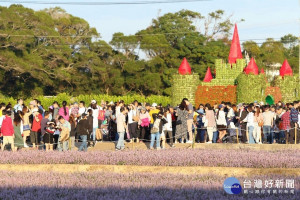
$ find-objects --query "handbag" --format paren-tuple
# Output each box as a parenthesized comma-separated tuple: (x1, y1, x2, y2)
(176, 120, 182, 125)
(23, 125, 30, 131)
(151, 127, 159, 134)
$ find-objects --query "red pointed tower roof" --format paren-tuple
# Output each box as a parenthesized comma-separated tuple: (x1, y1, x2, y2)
(260, 68, 265, 74)
(228, 24, 243, 64)
(244, 57, 259, 75)
(178, 57, 192, 75)
(280, 59, 293, 76)
(203, 67, 213, 82)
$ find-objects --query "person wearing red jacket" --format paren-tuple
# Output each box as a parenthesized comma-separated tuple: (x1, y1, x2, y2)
(1, 110, 15, 151)
(31, 108, 43, 149)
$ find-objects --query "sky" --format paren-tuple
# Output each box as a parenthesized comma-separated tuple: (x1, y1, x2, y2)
(0, 0, 299, 43)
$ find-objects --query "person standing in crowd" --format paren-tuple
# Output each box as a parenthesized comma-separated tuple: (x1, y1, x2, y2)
(216, 105, 227, 143)
(205, 103, 216, 144)
(128, 104, 139, 143)
(183, 98, 194, 143)
(162, 107, 174, 148)
(196, 108, 205, 143)
(44, 122, 55, 151)
(52, 101, 60, 121)
(78, 113, 89, 152)
(169, 106, 177, 140)
(138, 107, 150, 142)
(78, 101, 87, 117)
(116, 100, 124, 117)
(239, 104, 248, 143)
(281, 107, 291, 144)
(150, 111, 165, 150)
(69, 114, 77, 150)
(87, 109, 94, 147)
(13, 112, 24, 150)
(13, 99, 23, 113)
(175, 100, 188, 143)
(243, 106, 255, 144)
(149, 103, 160, 129)
(88, 100, 101, 146)
(69, 102, 79, 119)
(1, 110, 15, 151)
(116, 107, 127, 151)
(59, 101, 69, 121)
(21, 106, 31, 148)
(0, 103, 6, 117)
(263, 105, 274, 144)
(58, 116, 71, 151)
(97, 106, 105, 142)
(31, 108, 42, 149)
(253, 106, 263, 144)
(290, 101, 299, 144)
(40, 111, 50, 147)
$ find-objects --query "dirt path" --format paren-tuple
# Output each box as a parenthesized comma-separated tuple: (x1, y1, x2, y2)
(0, 164, 298, 176)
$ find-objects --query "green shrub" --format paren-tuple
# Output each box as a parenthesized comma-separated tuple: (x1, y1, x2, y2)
(0, 93, 171, 108)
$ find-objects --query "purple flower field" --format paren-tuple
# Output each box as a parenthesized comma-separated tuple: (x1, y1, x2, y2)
(0, 171, 298, 200)
(0, 149, 299, 168)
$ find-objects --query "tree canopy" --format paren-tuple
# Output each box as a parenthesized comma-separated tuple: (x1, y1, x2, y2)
(0, 5, 298, 98)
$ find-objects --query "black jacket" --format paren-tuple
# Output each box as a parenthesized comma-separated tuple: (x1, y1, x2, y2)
(77, 119, 89, 136)
(87, 115, 93, 133)
(70, 121, 76, 137)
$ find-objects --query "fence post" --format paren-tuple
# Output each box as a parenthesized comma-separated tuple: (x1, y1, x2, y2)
(246, 127, 249, 143)
(236, 128, 239, 144)
(295, 123, 297, 145)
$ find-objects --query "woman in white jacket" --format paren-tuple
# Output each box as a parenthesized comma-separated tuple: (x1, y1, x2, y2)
(243, 106, 255, 144)
(161, 108, 174, 148)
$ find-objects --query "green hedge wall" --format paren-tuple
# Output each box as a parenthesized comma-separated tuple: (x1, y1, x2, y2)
(171, 74, 199, 106)
(274, 75, 299, 102)
(236, 74, 267, 103)
(0, 93, 171, 108)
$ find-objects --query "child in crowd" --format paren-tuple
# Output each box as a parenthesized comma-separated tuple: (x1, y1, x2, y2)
(44, 121, 55, 151)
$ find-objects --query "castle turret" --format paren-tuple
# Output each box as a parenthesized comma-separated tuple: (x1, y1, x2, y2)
(244, 57, 259, 75)
(280, 59, 293, 76)
(171, 58, 199, 106)
(228, 24, 243, 64)
(178, 57, 192, 75)
(203, 67, 213, 82)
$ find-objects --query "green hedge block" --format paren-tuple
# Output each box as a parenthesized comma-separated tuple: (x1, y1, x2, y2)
(171, 74, 199, 106)
(236, 74, 267, 103)
(274, 75, 299, 102)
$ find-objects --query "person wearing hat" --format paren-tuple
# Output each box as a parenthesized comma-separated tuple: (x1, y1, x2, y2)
(149, 103, 160, 130)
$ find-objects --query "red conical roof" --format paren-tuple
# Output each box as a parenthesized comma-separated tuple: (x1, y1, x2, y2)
(280, 59, 293, 76)
(244, 57, 259, 75)
(260, 68, 265, 74)
(228, 24, 243, 64)
(203, 67, 213, 82)
(178, 57, 192, 75)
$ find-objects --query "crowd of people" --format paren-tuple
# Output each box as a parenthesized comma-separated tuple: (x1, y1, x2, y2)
(0, 98, 299, 151)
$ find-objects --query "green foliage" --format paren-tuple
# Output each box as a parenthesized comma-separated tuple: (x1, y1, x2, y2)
(236, 74, 267, 103)
(171, 74, 199, 106)
(0, 93, 171, 108)
(0, 5, 297, 99)
(274, 75, 299, 102)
